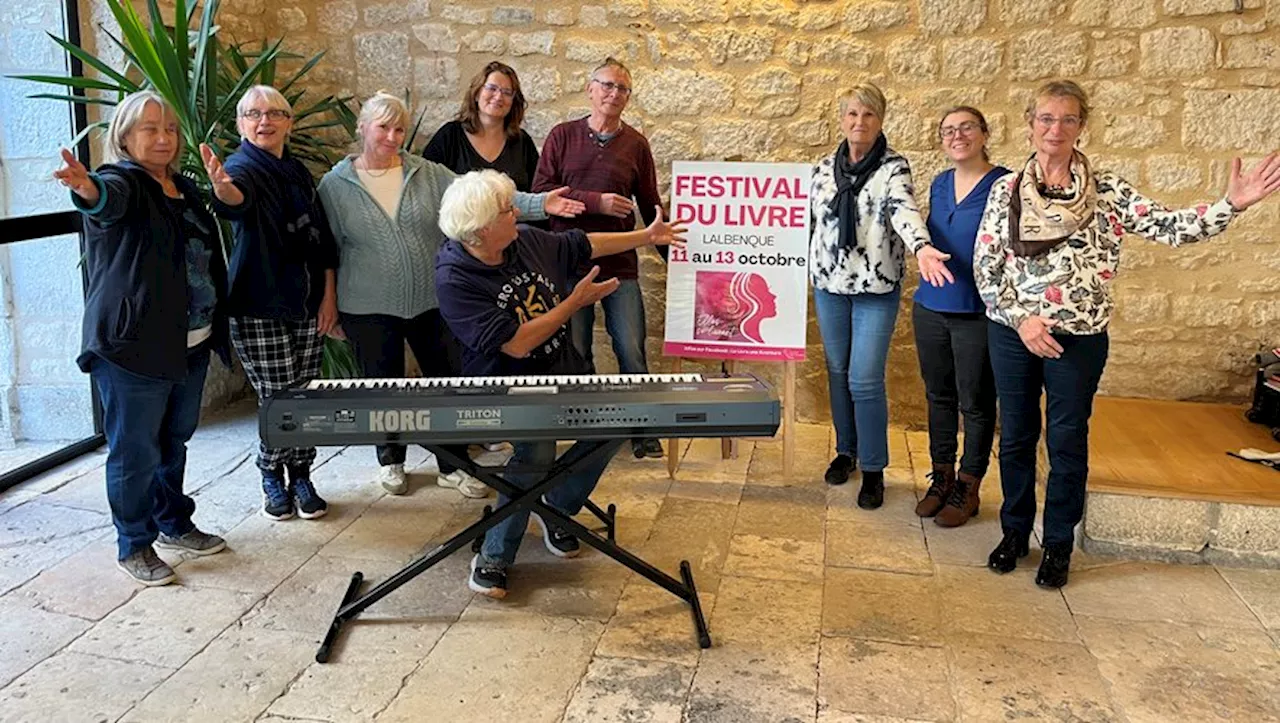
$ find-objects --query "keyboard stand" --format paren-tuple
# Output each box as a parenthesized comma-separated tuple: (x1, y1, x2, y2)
(315, 439, 711, 663)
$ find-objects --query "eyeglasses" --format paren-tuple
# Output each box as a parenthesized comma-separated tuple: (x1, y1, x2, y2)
(482, 83, 515, 98)
(498, 205, 516, 217)
(940, 121, 981, 139)
(241, 109, 291, 121)
(591, 79, 632, 96)
(1033, 114, 1081, 130)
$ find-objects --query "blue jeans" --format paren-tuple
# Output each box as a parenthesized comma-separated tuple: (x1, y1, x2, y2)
(988, 321, 1109, 547)
(569, 278, 648, 375)
(813, 286, 901, 471)
(90, 347, 211, 560)
(480, 441, 611, 568)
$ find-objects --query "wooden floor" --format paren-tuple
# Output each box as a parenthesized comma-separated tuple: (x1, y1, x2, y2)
(1089, 396, 1280, 505)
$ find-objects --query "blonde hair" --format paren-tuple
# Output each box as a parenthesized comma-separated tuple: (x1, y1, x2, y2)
(438, 169, 516, 246)
(105, 90, 181, 175)
(356, 91, 410, 147)
(1026, 79, 1091, 125)
(838, 83, 887, 120)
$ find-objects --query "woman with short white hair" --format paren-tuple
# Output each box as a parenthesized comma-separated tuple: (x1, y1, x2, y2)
(204, 84, 338, 522)
(317, 92, 585, 498)
(434, 169, 684, 598)
(54, 90, 231, 586)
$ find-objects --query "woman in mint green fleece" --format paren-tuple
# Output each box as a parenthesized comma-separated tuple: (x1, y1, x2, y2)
(317, 91, 584, 497)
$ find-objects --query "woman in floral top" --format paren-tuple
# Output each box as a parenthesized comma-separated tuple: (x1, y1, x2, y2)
(809, 82, 951, 508)
(976, 79, 1280, 589)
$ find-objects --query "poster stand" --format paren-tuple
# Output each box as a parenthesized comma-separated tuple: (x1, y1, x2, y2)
(666, 357, 797, 482)
(661, 160, 810, 484)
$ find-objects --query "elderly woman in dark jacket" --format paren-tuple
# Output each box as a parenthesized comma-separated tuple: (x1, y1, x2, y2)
(55, 90, 230, 587)
(205, 84, 338, 523)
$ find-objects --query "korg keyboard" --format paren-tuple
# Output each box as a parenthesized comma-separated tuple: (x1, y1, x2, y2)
(262, 373, 780, 447)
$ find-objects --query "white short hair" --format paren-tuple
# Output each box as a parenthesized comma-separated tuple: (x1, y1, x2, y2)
(438, 170, 516, 246)
(105, 90, 180, 174)
(237, 85, 293, 140)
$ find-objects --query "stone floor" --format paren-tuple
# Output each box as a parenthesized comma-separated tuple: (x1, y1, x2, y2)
(1, 400, 1279, 722)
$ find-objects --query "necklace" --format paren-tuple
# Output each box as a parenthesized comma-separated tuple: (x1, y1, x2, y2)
(359, 156, 399, 178)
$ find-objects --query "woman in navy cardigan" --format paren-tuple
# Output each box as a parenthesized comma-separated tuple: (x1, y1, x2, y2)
(56, 91, 231, 586)
(912, 106, 1008, 528)
(205, 85, 339, 524)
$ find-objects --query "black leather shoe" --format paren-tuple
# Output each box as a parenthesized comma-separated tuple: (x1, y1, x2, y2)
(987, 529, 1030, 574)
(824, 454, 855, 486)
(856, 470, 884, 509)
(1035, 543, 1072, 589)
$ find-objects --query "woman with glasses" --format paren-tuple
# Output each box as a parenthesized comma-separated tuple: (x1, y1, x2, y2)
(911, 107, 1007, 529)
(317, 91, 585, 498)
(204, 85, 338, 522)
(424, 61, 540, 192)
(809, 82, 950, 508)
(977, 79, 1280, 588)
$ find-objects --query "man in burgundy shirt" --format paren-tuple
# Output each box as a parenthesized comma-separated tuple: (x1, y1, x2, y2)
(532, 57, 666, 458)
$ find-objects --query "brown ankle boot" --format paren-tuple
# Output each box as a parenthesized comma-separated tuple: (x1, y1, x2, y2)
(915, 464, 955, 517)
(935, 472, 981, 527)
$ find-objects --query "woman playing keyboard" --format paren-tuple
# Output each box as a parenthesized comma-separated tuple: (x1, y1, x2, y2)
(434, 169, 685, 598)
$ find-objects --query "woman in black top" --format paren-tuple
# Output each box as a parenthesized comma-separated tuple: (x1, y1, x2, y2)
(56, 90, 230, 586)
(423, 61, 540, 191)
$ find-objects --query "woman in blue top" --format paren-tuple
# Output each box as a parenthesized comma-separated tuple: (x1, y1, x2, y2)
(912, 106, 1008, 528)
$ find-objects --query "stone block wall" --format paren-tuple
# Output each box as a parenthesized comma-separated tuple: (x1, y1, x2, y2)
(108, 0, 1280, 424)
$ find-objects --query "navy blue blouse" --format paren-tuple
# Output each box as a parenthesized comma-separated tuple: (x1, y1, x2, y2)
(914, 166, 1009, 314)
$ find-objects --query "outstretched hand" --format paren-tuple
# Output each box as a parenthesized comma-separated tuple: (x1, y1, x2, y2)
(545, 186, 586, 218)
(916, 245, 955, 287)
(200, 143, 244, 206)
(53, 148, 98, 202)
(644, 206, 688, 247)
(200, 143, 233, 187)
(569, 265, 620, 309)
(1226, 152, 1280, 211)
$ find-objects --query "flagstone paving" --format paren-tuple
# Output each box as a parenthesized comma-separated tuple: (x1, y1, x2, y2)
(0, 400, 1276, 722)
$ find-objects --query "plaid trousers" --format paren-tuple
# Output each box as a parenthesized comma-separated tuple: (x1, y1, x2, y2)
(230, 316, 324, 472)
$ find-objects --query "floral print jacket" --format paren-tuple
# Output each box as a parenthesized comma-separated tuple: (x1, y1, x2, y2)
(974, 171, 1237, 335)
(809, 149, 931, 295)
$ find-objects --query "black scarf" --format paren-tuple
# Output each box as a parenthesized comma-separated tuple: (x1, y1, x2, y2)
(831, 133, 888, 251)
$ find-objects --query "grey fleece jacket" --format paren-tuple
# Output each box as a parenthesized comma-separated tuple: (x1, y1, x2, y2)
(317, 151, 548, 318)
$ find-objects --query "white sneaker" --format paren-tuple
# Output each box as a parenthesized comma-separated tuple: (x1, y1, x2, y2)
(471, 442, 515, 467)
(437, 469, 490, 498)
(377, 464, 408, 495)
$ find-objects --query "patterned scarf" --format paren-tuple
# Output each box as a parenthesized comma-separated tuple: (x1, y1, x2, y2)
(1008, 151, 1097, 257)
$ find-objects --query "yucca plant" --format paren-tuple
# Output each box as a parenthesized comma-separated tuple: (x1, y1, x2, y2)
(11, 0, 361, 378)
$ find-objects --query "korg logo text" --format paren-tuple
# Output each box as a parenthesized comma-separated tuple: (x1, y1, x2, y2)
(369, 410, 430, 432)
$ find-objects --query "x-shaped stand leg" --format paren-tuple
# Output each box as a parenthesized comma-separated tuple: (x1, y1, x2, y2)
(317, 439, 710, 663)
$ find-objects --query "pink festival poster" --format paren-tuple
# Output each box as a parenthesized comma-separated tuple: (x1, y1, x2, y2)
(664, 161, 812, 362)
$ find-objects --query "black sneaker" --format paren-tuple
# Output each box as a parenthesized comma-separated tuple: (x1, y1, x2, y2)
(261, 469, 294, 521)
(988, 529, 1031, 574)
(469, 554, 508, 599)
(532, 502, 581, 558)
(640, 438, 664, 458)
(856, 470, 885, 509)
(1035, 543, 1072, 588)
(824, 454, 855, 486)
(289, 467, 328, 520)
